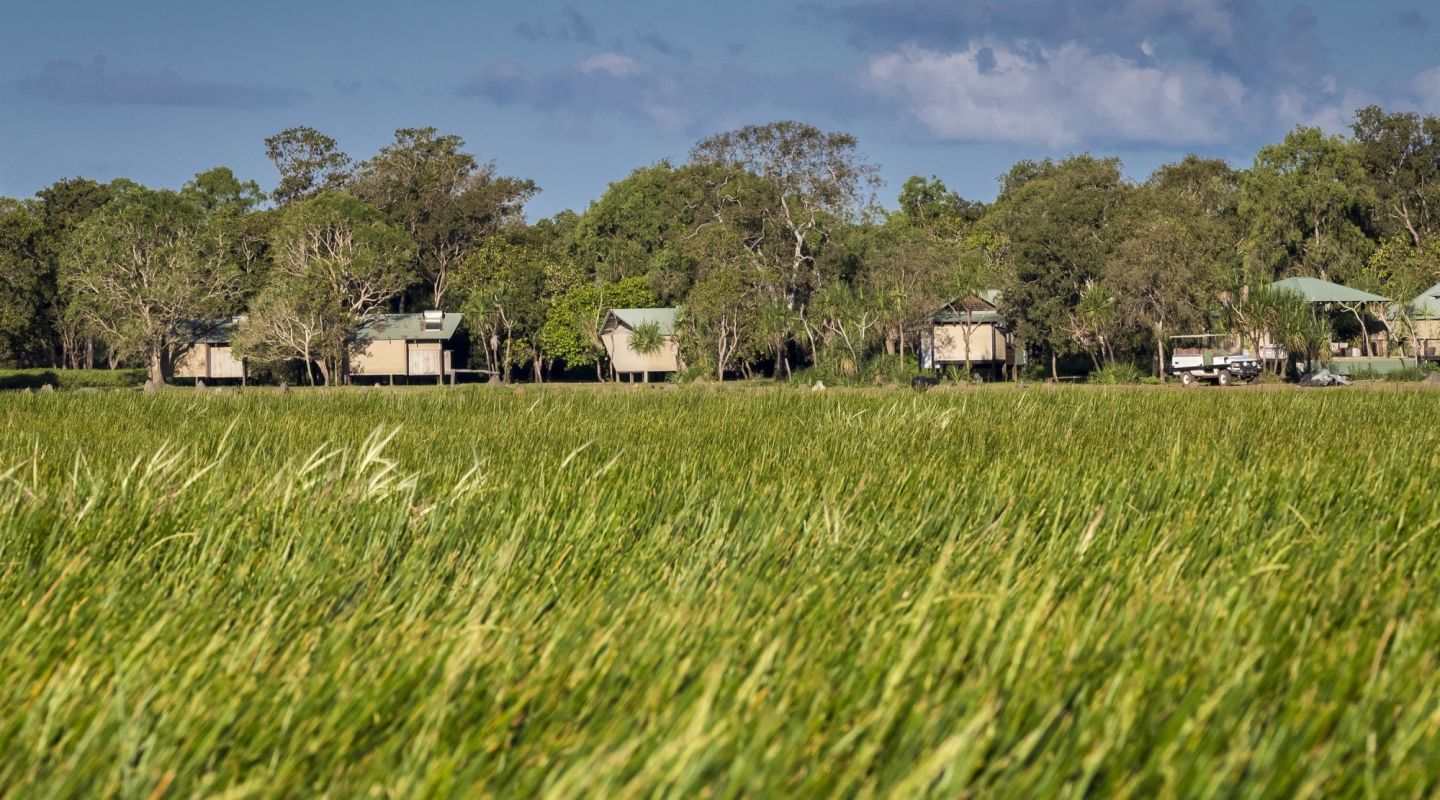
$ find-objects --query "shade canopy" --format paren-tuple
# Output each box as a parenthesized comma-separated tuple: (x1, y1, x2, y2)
(1270, 276, 1389, 304)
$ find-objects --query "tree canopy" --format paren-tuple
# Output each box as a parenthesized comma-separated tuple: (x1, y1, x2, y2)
(4, 106, 1439, 383)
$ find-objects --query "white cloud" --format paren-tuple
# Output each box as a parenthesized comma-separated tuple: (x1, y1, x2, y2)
(461, 55, 767, 137)
(1415, 66, 1440, 106)
(1272, 86, 1380, 136)
(579, 52, 642, 78)
(864, 43, 1249, 147)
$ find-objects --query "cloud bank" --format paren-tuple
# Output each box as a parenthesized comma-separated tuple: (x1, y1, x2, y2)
(864, 42, 1249, 147)
(17, 57, 303, 109)
(458, 52, 867, 137)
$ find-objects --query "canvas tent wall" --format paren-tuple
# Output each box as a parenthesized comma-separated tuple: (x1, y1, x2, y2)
(351, 311, 464, 381)
(601, 308, 680, 379)
(1411, 282, 1440, 359)
(920, 291, 1022, 379)
(174, 317, 247, 381)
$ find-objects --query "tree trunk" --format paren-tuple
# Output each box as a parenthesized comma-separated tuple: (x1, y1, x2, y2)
(1350, 307, 1370, 357)
(1050, 349, 1059, 382)
(1155, 326, 1166, 380)
(148, 347, 165, 386)
(315, 360, 330, 386)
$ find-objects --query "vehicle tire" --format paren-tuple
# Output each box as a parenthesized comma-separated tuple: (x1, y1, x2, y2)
(1178, 371, 1196, 388)
(1217, 371, 1232, 387)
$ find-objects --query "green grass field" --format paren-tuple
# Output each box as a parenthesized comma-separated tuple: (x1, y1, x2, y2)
(2, 385, 1438, 797)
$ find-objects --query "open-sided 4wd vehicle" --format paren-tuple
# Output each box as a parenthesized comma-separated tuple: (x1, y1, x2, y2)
(1167, 334, 1261, 387)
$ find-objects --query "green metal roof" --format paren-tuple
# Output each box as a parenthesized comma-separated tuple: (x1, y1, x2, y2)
(1408, 290, 1440, 320)
(607, 308, 677, 335)
(1270, 276, 1390, 303)
(932, 309, 1003, 324)
(178, 316, 243, 344)
(931, 291, 1003, 324)
(355, 312, 463, 341)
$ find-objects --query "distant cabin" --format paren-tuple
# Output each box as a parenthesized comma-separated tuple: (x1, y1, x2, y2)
(1411, 282, 1440, 360)
(920, 291, 1021, 380)
(351, 311, 464, 382)
(175, 317, 247, 382)
(601, 308, 680, 381)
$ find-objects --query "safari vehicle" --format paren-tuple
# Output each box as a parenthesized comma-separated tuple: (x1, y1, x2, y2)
(1167, 334, 1262, 387)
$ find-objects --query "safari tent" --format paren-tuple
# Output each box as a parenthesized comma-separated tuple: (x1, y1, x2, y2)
(601, 308, 680, 382)
(174, 317, 247, 382)
(920, 291, 1021, 380)
(351, 311, 464, 383)
(1409, 282, 1440, 360)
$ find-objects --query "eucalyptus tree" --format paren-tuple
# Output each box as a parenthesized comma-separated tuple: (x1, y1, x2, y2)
(1350, 106, 1440, 248)
(690, 121, 880, 375)
(1100, 167, 1241, 376)
(236, 192, 413, 385)
(897, 175, 983, 234)
(988, 156, 1130, 379)
(61, 188, 245, 384)
(264, 126, 353, 206)
(181, 167, 265, 214)
(676, 222, 772, 381)
(452, 235, 550, 383)
(1239, 127, 1376, 284)
(352, 127, 537, 308)
(853, 214, 960, 361)
(0, 198, 44, 366)
(690, 122, 879, 309)
(569, 161, 711, 300)
(34, 177, 115, 367)
(1355, 235, 1440, 355)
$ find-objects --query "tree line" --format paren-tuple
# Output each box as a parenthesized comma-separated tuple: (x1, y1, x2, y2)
(2, 107, 1438, 385)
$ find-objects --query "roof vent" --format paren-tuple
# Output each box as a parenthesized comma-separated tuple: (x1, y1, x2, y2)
(422, 310, 444, 331)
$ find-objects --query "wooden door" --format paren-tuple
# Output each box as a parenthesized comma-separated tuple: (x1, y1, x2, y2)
(408, 347, 441, 375)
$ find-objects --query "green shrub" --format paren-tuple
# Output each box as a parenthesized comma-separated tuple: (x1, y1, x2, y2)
(797, 353, 925, 387)
(1087, 362, 1147, 385)
(0, 368, 147, 391)
(1345, 364, 1435, 382)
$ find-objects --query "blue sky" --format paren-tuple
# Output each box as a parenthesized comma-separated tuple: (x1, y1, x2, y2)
(2, 0, 1438, 217)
